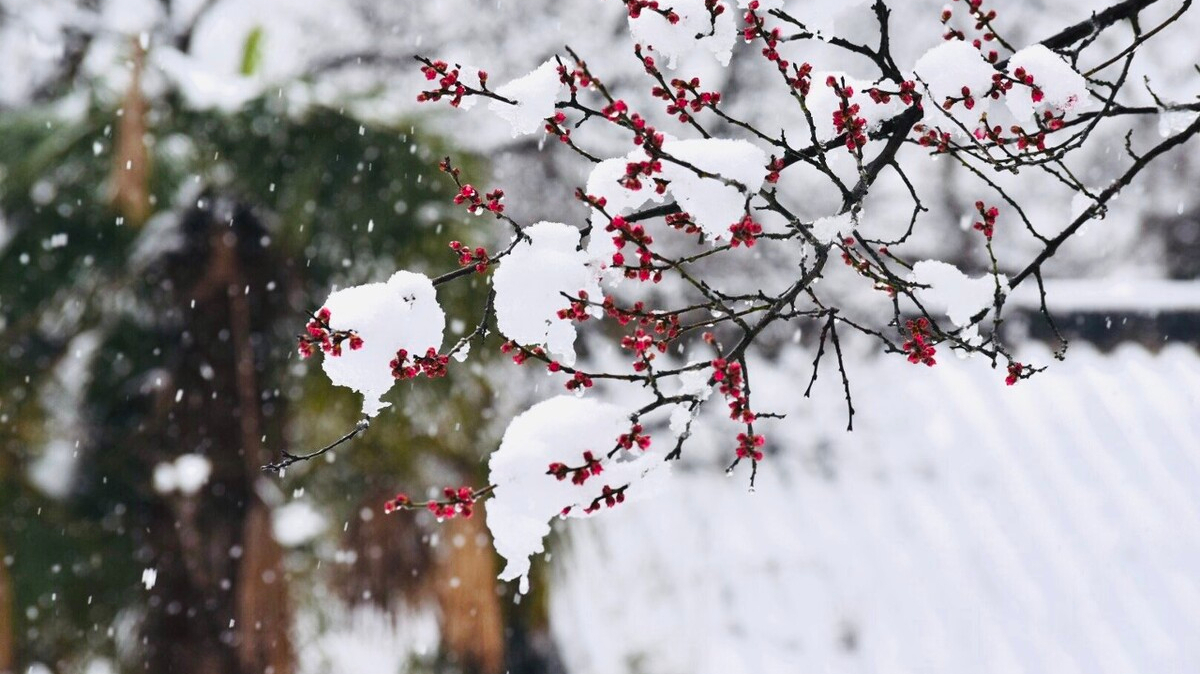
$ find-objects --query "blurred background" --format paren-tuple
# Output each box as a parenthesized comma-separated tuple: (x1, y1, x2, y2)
(0, 1, 1198, 673)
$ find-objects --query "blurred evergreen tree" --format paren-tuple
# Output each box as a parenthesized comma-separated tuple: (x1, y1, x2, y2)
(0, 78, 515, 672)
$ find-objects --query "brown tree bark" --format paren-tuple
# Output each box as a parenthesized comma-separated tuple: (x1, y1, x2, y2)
(109, 38, 150, 226)
(337, 493, 506, 674)
(337, 492, 433, 611)
(235, 502, 292, 674)
(227, 213, 293, 674)
(433, 505, 505, 674)
(139, 197, 293, 674)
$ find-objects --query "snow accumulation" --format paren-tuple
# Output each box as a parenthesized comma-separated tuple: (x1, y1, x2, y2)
(811, 211, 855, 244)
(153, 48, 264, 113)
(912, 39, 998, 116)
(732, 0, 868, 35)
(1004, 44, 1092, 123)
(488, 58, 565, 137)
(1159, 109, 1200, 137)
(586, 155, 661, 216)
(627, 0, 737, 68)
(805, 72, 904, 140)
(659, 138, 768, 240)
(28, 330, 100, 499)
(321, 271, 445, 417)
(669, 368, 713, 438)
(735, 0, 784, 10)
(101, 0, 160, 34)
(765, 0, 869, 36)
(298, 604, 440, 674)
(1008, 278, 1200, 312)
(487, 396, 665, 593)
(148, 0, 367, 112)
(552, 344, 1200, 674)
(909, 260, 1005, 328)
(492, 222, 601, 366)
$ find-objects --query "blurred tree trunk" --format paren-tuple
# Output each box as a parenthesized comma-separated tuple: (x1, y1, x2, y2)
(433, 506, 505, 674)
(141, 197, 292, 674)
(109, 38, 150, 226)
(227, 226, 293, 674)
(338, 491, 433, 610)
(338, 493, 505, 673)
(0, 535, 12, 673)
(235, 503, 292, 674)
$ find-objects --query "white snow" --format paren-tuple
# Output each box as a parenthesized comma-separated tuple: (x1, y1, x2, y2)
(1008, 278, 1200, 312)
(173, 454, 212, 495)
(28, 440, 76, 499)
(492, 222, 601, 366)
(811, 211, 854, 244)
(627, 0, 737, 68)
(320, 270, 446, 417)
(152, 48, 264, 113)
(1005, 44, 1092, 123)
(297, 604, 440, 674)
(586, 156, 660, 216)
(775, 0, 870, 36)
(735, 0, 783, 11)
(669, 368, 713, 437)
(100, 0, 162, 35)
(141, 0, 367, 113)
(488, 59, 564, 137)
(1158, 109, 1200, 138)
(909, 260, 1005, 328)
(659, 138, 768, 240)
(487, 396, 663, 593)
(29, 331, 100, 499)
(141, 568, 157, 590)
(551, 344, 1200, 674)
(804, 71, 904, 141)
(912, 40, 997, 116)
(272, 500, 328, 547)
(151, 453, 212, 496)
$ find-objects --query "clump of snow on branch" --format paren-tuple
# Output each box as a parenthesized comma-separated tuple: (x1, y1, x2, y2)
(1158, 109, 1200, 138)
(627, 0, 736, 68)
(587, 155, 661, 216)
(659, 138, 768, 240)
(811, 211, 855, 244)
(774, 0, 869, 36)
(486, 396, 662, 593)
(912, 39, 997, 119)
(492, 222, 601, 366)
(321, 271, 445, 417)
(734, 0, 782, 11)
(805, 72, 903, 141)
(909, 260, 1005, 328)
(669, 368, 713, 437)
(488, 59, 565, 137)
(1004, 45, 1092, 123)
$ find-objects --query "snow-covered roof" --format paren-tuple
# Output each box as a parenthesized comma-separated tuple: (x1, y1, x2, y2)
(1008, 279, 1200, 313)
(550, 343, 1200, 674)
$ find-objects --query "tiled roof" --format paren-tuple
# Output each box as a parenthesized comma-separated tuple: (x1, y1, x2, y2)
(550, 343, 1200, 674)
